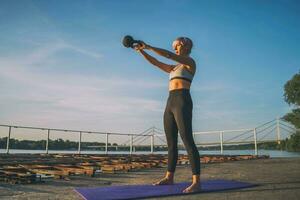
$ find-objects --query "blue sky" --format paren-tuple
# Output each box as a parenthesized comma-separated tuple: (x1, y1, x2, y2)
(0, 0, 299, 140)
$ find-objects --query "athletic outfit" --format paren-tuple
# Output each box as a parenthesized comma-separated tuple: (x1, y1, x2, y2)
(164, 64, 200, 175)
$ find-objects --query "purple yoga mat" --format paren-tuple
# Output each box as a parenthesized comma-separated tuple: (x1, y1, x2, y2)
(75, 179, 257, 200)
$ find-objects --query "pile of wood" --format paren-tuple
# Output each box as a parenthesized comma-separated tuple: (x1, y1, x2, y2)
(0, 154, 269, 184)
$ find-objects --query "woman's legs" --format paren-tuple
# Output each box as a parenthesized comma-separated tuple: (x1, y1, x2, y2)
(153, 89, 200, 191)
(172, 92, 201, 192)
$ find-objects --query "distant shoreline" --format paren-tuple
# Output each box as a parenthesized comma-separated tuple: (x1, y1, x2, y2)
(1, 149, 300, 158)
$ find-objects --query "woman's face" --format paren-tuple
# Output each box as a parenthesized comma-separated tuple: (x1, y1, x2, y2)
(173, 40, 188, 55)
(173, 43, 182, 55)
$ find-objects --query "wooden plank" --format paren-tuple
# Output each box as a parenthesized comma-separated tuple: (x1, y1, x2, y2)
(20, 165, 69, 179)
(0, 167, 37, 184)
(55, 164, 95, 176)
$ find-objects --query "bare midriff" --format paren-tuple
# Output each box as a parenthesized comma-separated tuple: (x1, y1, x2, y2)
(169, 79, 191, 91)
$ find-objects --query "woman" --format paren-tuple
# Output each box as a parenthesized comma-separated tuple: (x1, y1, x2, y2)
(134, 37, 201, 193)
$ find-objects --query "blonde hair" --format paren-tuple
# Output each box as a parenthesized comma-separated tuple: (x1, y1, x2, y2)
(172, 37, 193, 54)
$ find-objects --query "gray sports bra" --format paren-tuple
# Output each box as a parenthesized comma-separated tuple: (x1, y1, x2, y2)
(169, 64, 194, 82)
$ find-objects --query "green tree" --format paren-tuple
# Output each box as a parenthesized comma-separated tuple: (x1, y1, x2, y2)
(283, 109, 300, 129)
(283, 71, 300, 151)
(284, 72, 300, 106)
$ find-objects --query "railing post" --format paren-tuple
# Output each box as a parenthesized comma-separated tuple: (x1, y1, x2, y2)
(6, 126, 11, 154)
(220, 131, 223, 155)
(130, 134, 133, 155)
(151, 135, 154, 154)
(253, 128, 258, 156)
(150, 127, 155, 154)
(78, 131, 82, 154)
(46, 129, 50, 154)
(276, 116, 281, 144)
(105, 133, 108, 154)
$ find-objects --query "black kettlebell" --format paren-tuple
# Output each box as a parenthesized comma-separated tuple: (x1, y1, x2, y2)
(122, 35, 142, 48)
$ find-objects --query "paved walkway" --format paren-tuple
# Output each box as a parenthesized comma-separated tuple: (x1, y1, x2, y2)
(0, 158, 299, 200)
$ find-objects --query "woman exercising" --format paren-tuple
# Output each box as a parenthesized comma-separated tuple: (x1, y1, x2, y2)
(134, 37, 201, 193)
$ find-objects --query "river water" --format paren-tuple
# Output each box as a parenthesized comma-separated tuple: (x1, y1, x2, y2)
(0, 149, 300, 158)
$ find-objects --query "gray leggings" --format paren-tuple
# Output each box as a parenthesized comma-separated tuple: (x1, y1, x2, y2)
(164, 89, 200, 175)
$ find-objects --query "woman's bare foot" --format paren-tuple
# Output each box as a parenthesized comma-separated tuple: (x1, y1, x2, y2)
(152, 177, 174, 185)
(182, 182, 201, 193)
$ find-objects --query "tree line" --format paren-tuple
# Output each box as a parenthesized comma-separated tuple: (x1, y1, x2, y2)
(280, 71, 300, 151)
(0, 138, 118, 151)
(0, 137, 285, 152)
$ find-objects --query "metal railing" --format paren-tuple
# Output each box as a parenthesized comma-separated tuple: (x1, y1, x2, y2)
(0, 117, 297, 155)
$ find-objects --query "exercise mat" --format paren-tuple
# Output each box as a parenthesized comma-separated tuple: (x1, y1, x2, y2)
(75, 179, 257, 200)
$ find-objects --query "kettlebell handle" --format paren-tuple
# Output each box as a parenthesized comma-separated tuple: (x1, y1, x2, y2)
(122, 35, 142, 48)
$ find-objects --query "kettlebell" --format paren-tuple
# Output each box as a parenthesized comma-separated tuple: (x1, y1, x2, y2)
(122, 35, 142, 48)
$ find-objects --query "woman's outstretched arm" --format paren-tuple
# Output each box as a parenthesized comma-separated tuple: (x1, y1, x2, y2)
(137, 49, 174, 73)
(146, 45, 195, 68)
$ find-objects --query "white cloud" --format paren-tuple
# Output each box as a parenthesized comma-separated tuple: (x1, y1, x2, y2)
(65, 44, 103, 59)
(0, 41, 166, 137)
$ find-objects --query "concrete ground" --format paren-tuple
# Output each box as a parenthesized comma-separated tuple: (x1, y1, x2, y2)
(0, 157, 299, 200)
